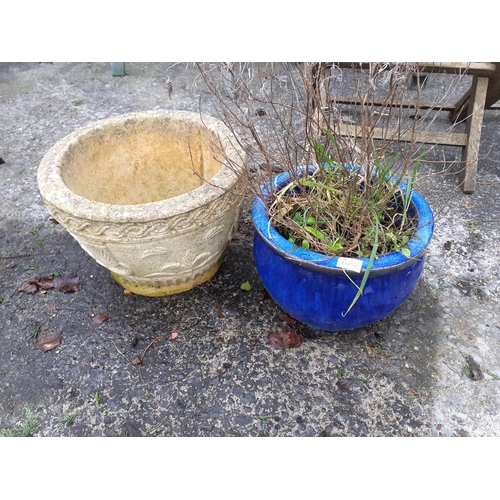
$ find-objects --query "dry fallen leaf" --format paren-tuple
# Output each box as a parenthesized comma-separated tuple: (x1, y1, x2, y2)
(53, 273, 79, 293)
(124, 289, 134, 296)
(336, 379, 356, 390)
(19, 273, 79, 294)
(364, 341, 377, 356)
(337, 378, 365, 391)
(280, 315, 297, 325)
(266, 327, 303, 350)
(18, 281, 39, 294)
(405, 390, 420, 397)
(35, 277, 55, 290)
(131, 355, 143, 366)
(34, 331, 62, 352)
(92, 313, 109, 326)
(131, 334, 163, 367)
(171, 331, 178, 340)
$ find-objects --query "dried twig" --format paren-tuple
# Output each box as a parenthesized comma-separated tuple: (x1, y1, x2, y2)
(166, 78, 173, 99)
(110, 339, 129, 362)
(198, 62, 467, 257)
(214, 295, 224, 319)
(1, 254, 32, 259)
(137, 334, 163, 365)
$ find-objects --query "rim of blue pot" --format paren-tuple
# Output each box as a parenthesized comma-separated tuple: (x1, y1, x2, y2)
(252, 166, 434, 274)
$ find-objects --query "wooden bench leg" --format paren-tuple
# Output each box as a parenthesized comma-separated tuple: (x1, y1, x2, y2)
(450, 89, 471, 123)
(460, 76, 488, 193)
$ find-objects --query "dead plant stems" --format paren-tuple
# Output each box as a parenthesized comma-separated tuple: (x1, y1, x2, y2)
(199, 62, 471, 257)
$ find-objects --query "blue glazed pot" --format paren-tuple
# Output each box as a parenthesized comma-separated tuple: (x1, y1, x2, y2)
(252, 169, 434, 332)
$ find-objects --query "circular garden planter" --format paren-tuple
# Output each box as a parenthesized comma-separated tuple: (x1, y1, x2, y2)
(251, 169, 434, 331)
(37, 110, 246, 296)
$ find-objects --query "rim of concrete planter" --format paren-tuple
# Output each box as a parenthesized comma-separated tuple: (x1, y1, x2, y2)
(38, 110, 244, 222)
(37, 110, 246, 296)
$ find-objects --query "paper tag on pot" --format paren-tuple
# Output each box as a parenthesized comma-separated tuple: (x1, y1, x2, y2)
(337, 257, 363, 273)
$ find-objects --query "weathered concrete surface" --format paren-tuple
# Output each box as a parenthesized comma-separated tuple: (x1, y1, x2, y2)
(1, 62, 499, 437)
(36, 109, 245, 296)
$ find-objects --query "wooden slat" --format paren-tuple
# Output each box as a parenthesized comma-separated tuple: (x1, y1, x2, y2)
(418, 62, 496, 76)
(333, 62, 496, 77)
(312, 62, 496, 193)
(330, 95, 456, 111)
(336, 123, 468, 147)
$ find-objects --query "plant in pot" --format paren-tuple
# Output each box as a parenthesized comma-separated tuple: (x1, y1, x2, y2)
(199, 62, 457, 332)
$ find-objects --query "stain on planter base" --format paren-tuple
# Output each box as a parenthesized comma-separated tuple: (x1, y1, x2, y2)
(110, 254, 224, 297)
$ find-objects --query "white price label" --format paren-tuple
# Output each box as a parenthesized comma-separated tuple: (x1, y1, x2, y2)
(337, 257, 363, 273)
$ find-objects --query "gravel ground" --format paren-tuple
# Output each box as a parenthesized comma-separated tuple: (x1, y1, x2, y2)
(1, 62, 500, 437)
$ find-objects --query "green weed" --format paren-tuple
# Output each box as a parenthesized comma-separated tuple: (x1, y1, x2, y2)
(271, 145, 420, 260)
(29, 326, 41, 340)
(48, 270, 65, 277)
(2, 409, 39, 437)
(57, 413, 76, 426)
(147, 423, 163, 435)
(240, 281, 252, 291)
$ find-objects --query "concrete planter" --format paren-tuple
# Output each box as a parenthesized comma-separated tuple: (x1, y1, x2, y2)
(37, 110, 246, 296)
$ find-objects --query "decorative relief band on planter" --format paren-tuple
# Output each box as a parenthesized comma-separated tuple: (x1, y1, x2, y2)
(37, 110, 246, 296)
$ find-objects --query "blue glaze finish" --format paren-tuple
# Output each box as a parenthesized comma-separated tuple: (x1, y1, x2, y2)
(251, 169, 434, 331)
